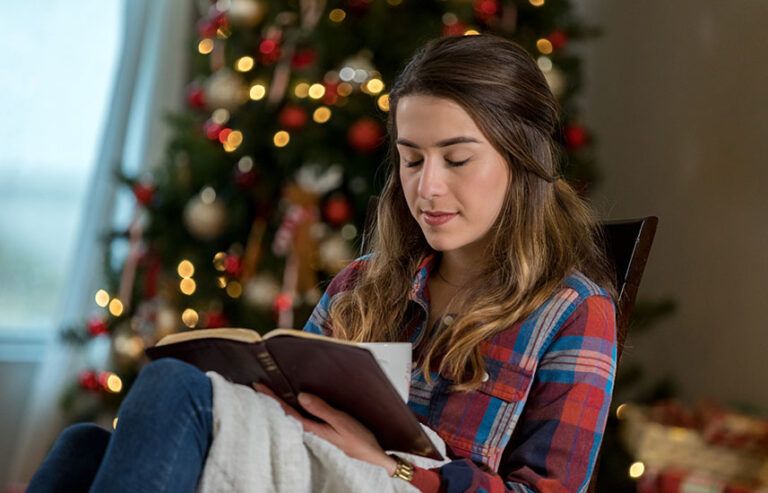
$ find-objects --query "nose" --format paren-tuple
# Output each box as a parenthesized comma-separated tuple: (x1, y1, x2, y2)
(416, 159, 447, 199)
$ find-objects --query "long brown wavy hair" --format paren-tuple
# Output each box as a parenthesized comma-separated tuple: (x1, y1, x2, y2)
(328, 34, 616, 390)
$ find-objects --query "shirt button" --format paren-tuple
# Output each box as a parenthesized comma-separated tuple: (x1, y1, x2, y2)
(481, 371, 490, 382)
(443, 315, 454, 326)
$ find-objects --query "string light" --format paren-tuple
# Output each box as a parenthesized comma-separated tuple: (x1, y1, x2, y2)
(226, 281, 243, 298)
(211, 108, 230, 125)
(237, 156, 253, 173)
(213, 252, 227, 271)
(442, 13, 458, 26)
(108, 299, 124, 317)
(217, 276, 228, 288)
(273, 131, 290, 147)
(313, 107, 332, 123)
(235, 56, 254, 72)
(337, 82, 353, 96)
(537, 56, 553, 72)
(329, 9, 346, 22)
(377, 94, 390, 112)
(182, 308, 199, 328)
(341, 224, 358, 240)
(94, 289, 110, 307)
(294, 82, 310, 98)
(308, 83, 326, 99)
(249, 83, 267, 100)
(339, 67, 355, 82)
(201, 187, 217, 204)
(223, 130, 243, 152)
(464, 29, 480, 36)
(628, 462, 645, 479)
(365, 78, 385, 94)
(198, 39, 214, 55)
(178, 260, 195, 278)
(180, 278, 197, 295)
(536, 38, 554, 54)
(616, 403, 627, 419)
(105, 373, 123, 393)
(529, 0, 545, 6)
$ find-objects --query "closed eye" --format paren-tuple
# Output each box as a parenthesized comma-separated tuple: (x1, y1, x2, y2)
(447, 158, 470, 167)
(403, 158, 423, 168)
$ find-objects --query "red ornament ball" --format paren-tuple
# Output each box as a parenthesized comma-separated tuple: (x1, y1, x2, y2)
(224, 254, 242, 276)
(197, 12, 228, 38)
(547, 30, 569, 50)
(474, 0, 499, 22)
(186, 85, 206, 109)
(204, 311, 229, 329)
(565, 124, 589, 150)
(78, 370, 100, 391)
(87, 318, 109, 337)
(132, 183, 155, 206)
(291, 49, 316, 70)
(346, 0, 372, 15)
(347, 118, 384, 153)
(203, 120, 225, 140)
(258, 38, 281, 64)
(324, 196, 353, 226)
(278, 105, 309, 131)
(273, 292, 293, 313)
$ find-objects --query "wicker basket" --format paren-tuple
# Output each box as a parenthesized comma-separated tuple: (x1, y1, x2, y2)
(620, 404, 768, 485)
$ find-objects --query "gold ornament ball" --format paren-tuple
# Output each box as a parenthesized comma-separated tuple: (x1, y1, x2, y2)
(184, 196, 228, 241)
(227, 0, 268, 27)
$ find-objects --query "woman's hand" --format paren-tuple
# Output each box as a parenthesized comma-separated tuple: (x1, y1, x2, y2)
(253, 383, 397, 475)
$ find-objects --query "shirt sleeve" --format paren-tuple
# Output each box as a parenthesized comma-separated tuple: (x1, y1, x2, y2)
(302, 257, 368, 336)
(411, 294, 617, 493)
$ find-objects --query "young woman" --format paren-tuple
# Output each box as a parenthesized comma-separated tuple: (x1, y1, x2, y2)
(29, 34, 617, 493)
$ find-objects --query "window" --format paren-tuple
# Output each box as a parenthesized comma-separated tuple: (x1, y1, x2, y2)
(0, 1, 123, 331)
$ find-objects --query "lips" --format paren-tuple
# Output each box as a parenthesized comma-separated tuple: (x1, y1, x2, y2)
(422, 210, 457, 226)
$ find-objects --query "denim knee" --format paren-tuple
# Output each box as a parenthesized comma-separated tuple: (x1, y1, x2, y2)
(136, 358, 209, 394)
(55, 423, 111, 451)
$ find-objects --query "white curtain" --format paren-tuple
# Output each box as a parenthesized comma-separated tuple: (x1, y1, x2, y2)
(9, 0, 193, 483)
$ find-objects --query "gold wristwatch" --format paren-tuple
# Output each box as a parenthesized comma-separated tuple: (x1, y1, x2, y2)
(389, 454, 415, 482)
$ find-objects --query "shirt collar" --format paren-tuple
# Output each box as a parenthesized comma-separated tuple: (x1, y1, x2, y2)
(408, 253, 438, 306)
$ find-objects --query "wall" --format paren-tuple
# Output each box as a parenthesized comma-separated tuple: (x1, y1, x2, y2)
(576, 0, 768, 410)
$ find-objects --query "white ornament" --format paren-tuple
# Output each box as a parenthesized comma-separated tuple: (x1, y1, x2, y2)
(183, 194, 228, 240)
(244, 273, 281, 309)
(227, 0, 267, 26)
(544, 66, 566, 99)
(318, 234, 354, 273)
(204, 69, 247, 111)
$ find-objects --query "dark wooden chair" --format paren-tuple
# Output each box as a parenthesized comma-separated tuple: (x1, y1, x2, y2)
(587, 216, 658, 491)
(364, 196, 658, 490)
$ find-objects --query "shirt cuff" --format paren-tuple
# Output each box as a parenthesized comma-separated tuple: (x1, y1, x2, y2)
(410, 466, 442, 492)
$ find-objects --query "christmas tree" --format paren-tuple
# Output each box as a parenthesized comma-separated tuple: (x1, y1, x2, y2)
(62, 0, 611, 471)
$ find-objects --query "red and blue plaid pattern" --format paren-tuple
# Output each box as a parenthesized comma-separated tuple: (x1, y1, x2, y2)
(304, 255, 617, 492)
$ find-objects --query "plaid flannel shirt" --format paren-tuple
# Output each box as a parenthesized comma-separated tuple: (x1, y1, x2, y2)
(304, 254, 617, 493)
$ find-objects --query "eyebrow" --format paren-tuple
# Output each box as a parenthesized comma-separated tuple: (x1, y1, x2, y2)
(395, 136, 482, 149)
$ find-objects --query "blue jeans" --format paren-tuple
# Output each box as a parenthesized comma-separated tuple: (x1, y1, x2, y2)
(28, 358, 213, 493)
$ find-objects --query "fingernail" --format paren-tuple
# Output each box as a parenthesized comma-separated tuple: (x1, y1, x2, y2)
(298, 393, 311, 405)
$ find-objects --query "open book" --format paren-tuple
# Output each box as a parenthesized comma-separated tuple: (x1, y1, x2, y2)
(145, 328, 442, 460)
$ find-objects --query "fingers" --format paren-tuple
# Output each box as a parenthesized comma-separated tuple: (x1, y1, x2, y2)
(252, 383, 302, 421)
(297, 393, 346, 430)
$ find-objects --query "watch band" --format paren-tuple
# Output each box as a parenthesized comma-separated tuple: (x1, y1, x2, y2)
(389, 454, 415, 482)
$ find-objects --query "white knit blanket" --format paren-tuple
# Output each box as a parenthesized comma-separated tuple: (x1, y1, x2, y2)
(198, 372, 450, 493)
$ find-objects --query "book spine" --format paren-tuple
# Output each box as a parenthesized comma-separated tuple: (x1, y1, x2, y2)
(253, 344, 298, 404)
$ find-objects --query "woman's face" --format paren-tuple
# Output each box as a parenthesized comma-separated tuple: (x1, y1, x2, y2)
(396, 95, 510, 258)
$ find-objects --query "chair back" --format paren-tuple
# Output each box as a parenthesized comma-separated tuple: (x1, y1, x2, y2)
(599, 217, 658, 361)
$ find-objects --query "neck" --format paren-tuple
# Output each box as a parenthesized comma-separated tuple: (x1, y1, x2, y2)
(436, 249, 483, 287)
